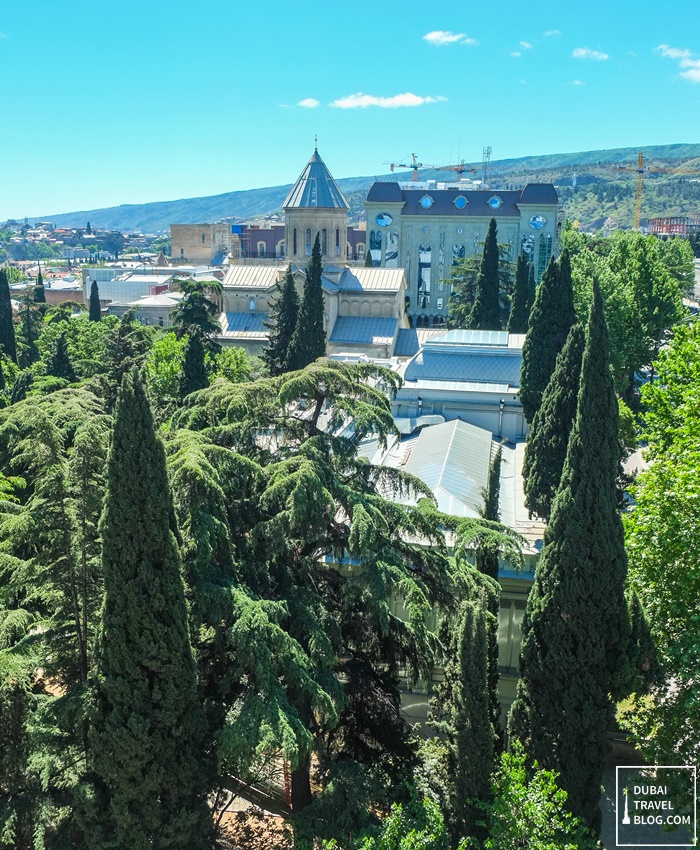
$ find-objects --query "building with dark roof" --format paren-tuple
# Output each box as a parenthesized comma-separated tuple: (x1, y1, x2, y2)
(365, 181, 559, 327)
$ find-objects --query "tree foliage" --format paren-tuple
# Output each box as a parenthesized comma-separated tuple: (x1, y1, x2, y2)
(263, 265, 300, 376)
(288, 234, 326, 370)
(0, 269, 17, 363)
(468, 219, 502, 330)
(506, 253, 531, 334)
(89, 280, 101, 322)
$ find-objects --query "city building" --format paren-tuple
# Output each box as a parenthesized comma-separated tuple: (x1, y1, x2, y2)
(365, 182, 559, 327)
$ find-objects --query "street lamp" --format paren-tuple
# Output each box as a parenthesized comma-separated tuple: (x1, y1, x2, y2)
(498, 398, 505, 438)
(417, 395, 423, 416)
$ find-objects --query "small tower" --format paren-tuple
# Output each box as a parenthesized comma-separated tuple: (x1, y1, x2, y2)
(284, 146, 349, 265)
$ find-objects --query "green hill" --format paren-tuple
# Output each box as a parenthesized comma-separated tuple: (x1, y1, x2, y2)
(29, 143, 700, 233)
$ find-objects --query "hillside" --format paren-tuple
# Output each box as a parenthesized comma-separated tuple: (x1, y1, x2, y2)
(30, 143, 700, 233)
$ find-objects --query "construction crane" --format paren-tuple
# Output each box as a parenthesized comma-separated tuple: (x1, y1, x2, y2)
(612, 152, 700, 230)
(430, 160, 478, 182)
(387, 153, 423, 182)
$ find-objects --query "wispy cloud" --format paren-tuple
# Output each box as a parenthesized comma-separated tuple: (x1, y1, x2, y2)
(572, 80, 585, 86)
(655, 44, 700, 83)
(510, 51, 521, 58)
(519, 41, 533, 49)
(572, 47, 609, 61)
(0, 32, 7, 39)
(330, 92, 447, 109)
(423, 30, 478, 46)
(297, 98, 320, 109)
(543, 29, 560, 37)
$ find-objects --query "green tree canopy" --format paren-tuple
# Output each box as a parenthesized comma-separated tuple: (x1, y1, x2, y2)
(263, 264, 299, 376)
(89, 280, 101, 321)
(288, 233, 326, 370)
(468, 218, 502, 330)
(506, 253, 531, 333)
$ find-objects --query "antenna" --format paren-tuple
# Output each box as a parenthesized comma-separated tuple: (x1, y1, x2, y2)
(482, 146, 492, 186)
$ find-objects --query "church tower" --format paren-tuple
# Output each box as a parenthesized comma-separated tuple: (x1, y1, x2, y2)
(284, 147, 350, 265)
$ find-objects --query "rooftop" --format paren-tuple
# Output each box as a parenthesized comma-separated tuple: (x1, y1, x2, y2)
(283, 148, 349, 210)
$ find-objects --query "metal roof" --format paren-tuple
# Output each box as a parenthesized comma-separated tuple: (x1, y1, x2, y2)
(222, 265, 285, 290)
(220, 311, 269, 338)
(329, 317, 397, 345)
(402, 419, 493, 518)
(404, 349, 522, 386)
(337, 267, 405, 292)
(283, 149, 349, 210)
(430, 329, 509, 346)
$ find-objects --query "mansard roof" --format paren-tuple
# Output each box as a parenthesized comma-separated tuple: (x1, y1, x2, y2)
(283, 149, 349, 210)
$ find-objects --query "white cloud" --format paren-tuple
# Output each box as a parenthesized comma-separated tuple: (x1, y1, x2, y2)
(655, 45, 700, 84)
(0, 32, 7, 39)
(572, 79, 585, 86)
(423, 30, 477, 46)
(655, 44, 692, 60)
(543, 29, 560, 37)
(297, 98, 320, 109)
(330, 92, 447, 109)
(519, 41, 533, 49)
(572, 47, 609, 60)
(510, 51, 521, 58)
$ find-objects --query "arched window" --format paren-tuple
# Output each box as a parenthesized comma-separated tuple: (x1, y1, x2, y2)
(201, 233, 206, 244)
(321, 228, 328, 255)
(335, 228, 340, 256)
(346, 242, 351, 259)
(305, 228, 312, 256)
(249, 298, 256, 312)
(357, 243, 366, 260)
(257, 241, 266, 258)
(293, 228, 298, 256)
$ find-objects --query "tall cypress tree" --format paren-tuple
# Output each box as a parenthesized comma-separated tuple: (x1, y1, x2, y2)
(509, 280, 631, 830)
(89, 280, 102, 322)
(468, 218, 501, 330)
(526, 261, 536, 318)
(523, 324, 585, 520)
(45, 331, 77, 382)
(507, 253, 530, 333)
(180, 331, 209, 399)
(87, 370, 212, 849)
(364, 245, 374, 267)
(0, 269, 17, 363)
(478, 446, 502, 580)
(519, 250, 576, 423)
(34, 267, 46, 303)
(288, 233, 326, 370)
(262, 265, 299, 375)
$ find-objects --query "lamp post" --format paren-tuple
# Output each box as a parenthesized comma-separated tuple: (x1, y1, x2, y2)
(498, 398, 505, 438)
(417, 395, 423, 417)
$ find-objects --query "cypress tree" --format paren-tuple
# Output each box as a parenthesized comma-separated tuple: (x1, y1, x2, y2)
(364, 245, 374, 267)
(519, 250, 576, 423)
(262, 264, 299, 375)
(468, 218, 501, 330)
(46, 331, 77, 382)
(509, 280, 631, 831)
(506, 253, 530, 333)
(89, 280, 102, 322)
(0, 268, 17, 363)
(287, 233, 326, 370)
(34, 267, 46, 303)
(523, 324, 585, 521)
(478, 446, 502, 580)
(526, 261, 536, 318)
(180, 331, 209, 399)
(87, 370, 212, 849)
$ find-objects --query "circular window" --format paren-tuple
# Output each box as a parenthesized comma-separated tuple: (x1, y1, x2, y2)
(488, 196, 502, 210)
(375, 212, 393, 227)
(420, 195, 434, 209)
(422, 226, 429, 234)
(456, 226, 463, 235)
(529, 214, 547, 230)
(454, 195, 467, 209)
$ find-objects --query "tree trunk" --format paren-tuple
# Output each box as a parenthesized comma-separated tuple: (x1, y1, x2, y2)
(290, 754, 312, 812)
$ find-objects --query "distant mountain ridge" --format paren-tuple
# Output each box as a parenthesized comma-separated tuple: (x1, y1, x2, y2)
(29, 143, 700, 233)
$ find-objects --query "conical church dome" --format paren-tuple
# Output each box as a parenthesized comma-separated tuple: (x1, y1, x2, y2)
(283, 148, 349, 210)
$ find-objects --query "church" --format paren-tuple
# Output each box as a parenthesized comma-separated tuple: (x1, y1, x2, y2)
(218, 148, 410, 359)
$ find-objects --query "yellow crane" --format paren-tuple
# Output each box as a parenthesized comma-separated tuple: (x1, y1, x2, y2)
(386, 155, 478, 183)
(612, 152, 700, 229)
(387, 153, 423, 182)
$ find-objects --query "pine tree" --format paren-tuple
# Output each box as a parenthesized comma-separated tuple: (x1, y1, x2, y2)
(433, 592, 495, 844)
(87, 370, 212, 849)
(180, 331, 209, 399)
(262, 265, 299, 375)
(507, 253, 530, 333)
(34, 267, 46, 303)
(288, 233, 326, 370)
(468, 218, 501, 330)
(89, 280, 101, 322)
(86, 221, 92, 235)
(523, 324, 585, 521)
(364, 246, 373, 267)
(509, 280, 631, 831)
(46, 331, 77, 382)
(0, 269, 17, 363)
(519, 250, 576, 423)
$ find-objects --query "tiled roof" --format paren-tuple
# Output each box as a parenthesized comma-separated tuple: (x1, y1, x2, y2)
(366, 182, 558, 217)
(404, 349, 522, 386)
(329, 317, 397, 345)
(283, 149, 349, 210)
(402, 419, 493, 518)
(220, 311, 269, 338)
(337, 267, 405, 292)
(222, 265, 285, 290)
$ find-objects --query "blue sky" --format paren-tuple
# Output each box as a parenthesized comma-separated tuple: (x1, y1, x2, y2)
(1, 0, 699, 221)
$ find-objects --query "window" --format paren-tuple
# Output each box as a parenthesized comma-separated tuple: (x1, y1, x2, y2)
(293, 228, 298, 255)
(321, 228, 327, 255)
(180, 248, 185, 259)
(420, 195, 434, 209)
(437, 297, 444, 310)
(357, 243, 366, 260)
(257, 241, 266, 258)
(202, 233, 206, 244)
(305, 228, 312, 256)
(335, 228, 340, 256)
(249, 298, 256, 312)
